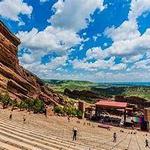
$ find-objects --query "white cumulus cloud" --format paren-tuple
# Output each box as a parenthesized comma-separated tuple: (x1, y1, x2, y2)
(0, 0, 33, 24)
(104, 0, 150, 58)
(49, 0, 105, 32)
(17, 26, 82, 58)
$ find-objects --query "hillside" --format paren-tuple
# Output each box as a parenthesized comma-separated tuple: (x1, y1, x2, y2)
(44, 79, 95, 93)
(45, 80, 150, 101)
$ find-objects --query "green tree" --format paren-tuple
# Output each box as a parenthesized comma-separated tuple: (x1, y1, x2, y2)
(19, 101, 28, 111)
(25, 99, 34, 112)
(1, 93, 12, 109)
(33, 99, 45, 113)
(11, 99, 18, 110)
(54, 106, 64, 114)
(76, 110, 83, 118)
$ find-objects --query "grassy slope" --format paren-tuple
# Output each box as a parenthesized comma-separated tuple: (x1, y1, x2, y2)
(44, 79, 95, 93)
(44, 80, 150, 100)
(122, 87, 150, 100)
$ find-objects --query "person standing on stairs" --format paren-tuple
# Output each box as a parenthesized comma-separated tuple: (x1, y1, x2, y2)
(145, 139, 149, 148)
(9, 112, 12, 120)
(23, 115, 26, 124)
(73, 127, 78, 141)
(68, 116, 70, 122)
(113, 132, 117, 142)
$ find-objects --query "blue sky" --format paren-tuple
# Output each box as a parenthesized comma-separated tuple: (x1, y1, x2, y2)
(0, 0, 150, 82)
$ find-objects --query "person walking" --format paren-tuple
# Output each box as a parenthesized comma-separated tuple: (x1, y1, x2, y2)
(68, 116, 70, 122)
(23, 115, 26, 124)
(145, 139, 149, 148)
(9, 113, 12, 120)
(73, 127, 78, 141)
(113, 132, 117, 142)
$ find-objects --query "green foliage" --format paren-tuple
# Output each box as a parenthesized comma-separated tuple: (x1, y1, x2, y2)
(19, 101, 28, 110)
(76, 110, 83, 118)
(0, 93, 45, 114)
(33, 99, 45, 113)
(63, 106, 77, 116)
(45, 79, 94, 93)
(18, 99, 45, 113)
(122, 87, 150, 100)
(0, 93, 12, 108)
(0, 93, 19, 109)
(25, 99, 34, 111)
(45, 80, 150, 101)
(12, 99, 18, 107)
(54, 105, 82, 117)
(11, 99, 19, 110)
(54, 106, 64, 114)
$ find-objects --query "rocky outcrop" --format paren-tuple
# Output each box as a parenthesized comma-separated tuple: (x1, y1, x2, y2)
(115, 95, 150, 108)
(64, 88, 100, 101)
(0, 21, 63, 105)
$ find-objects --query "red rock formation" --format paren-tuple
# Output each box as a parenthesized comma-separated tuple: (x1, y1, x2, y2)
(0, 21, 63, 105)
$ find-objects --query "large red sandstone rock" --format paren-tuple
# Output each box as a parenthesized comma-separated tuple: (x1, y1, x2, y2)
(0, 21, 63, 106)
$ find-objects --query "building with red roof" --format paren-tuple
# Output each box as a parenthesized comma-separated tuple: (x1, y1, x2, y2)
(95, 100, 128, 109)
(95, 99, 128, 124)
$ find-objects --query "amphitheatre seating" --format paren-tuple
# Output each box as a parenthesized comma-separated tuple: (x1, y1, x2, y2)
(0, 113, 90, 150)
(0, 109, 149, 150)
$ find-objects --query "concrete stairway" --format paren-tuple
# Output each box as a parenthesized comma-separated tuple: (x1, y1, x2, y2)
(0, 110, 148, 150)
(0, 116, 90, 150)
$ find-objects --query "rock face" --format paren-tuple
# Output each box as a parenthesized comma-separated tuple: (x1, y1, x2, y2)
(0, 21, 63, 105)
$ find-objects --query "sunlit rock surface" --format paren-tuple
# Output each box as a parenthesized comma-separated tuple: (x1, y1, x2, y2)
(0, 21, 63, 105)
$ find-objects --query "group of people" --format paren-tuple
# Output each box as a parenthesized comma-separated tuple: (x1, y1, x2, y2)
(113, 132, 149, 148)
(72, 128, 116, 142)
(69, 117, 150, 147)
(145, 134, 149, 148)
(9, 112, 26, 123)
(8, 112, 150, 148)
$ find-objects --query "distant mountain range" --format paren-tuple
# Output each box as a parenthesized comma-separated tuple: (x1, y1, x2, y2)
(44, 79, 150, 87)
(97, 82, 150, 87)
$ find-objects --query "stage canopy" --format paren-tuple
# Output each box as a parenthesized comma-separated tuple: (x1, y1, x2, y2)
(95, 100, 128, 109)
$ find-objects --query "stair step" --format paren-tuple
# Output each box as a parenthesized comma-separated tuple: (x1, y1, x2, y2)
(0, 118, 88, 149)
(0, 130, 61, 150)
(0, 140, 20, 150)
(0, 126, 73, 150)
(0, 136, 32, 150)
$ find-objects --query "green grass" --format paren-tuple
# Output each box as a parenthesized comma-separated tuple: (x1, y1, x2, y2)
(44, 79, 150, 101)
(122, 87, 150, 100)
(44, 79, 95, 93)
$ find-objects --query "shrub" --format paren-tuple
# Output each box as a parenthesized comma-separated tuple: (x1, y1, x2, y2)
(0, 93, 46, 114)
(0, 93, 3, 102)
(19, 101, 28, 111)
(63, 106, 77, 116)
(33, 99, 45, 113)
(25, 99, 34, 112)
(11, 99, 18, 110)
(54, 106, 64, 114)
(76, 110, 83, 118)
(54, 105, 82, 117)
(1, 93, 12, 109)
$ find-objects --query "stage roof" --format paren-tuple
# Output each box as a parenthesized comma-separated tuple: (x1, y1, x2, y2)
(95, 100, 128, 109)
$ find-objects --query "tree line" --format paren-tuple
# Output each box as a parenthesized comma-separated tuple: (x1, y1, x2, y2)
(0, 93, 83, 118)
